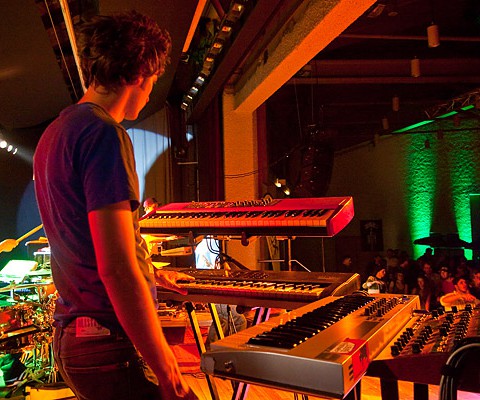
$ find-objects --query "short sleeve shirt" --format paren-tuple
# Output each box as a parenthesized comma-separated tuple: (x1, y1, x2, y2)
(33, 103, 153, 331)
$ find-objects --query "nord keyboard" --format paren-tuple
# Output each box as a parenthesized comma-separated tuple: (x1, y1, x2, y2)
(200, 293, 420, 398)
(139, 196, 354, 238)
(367, 304, 480, 394)
(157, 268, 361, 309)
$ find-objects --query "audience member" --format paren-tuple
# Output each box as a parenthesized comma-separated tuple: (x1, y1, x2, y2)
(469, 268, 480, 300)
(338, 255, 353, 273)
(411, 275, 434, 311)
(440, 276, 480, 310)
(362, 265, 387, 294)
(420, 259, 441, 301)
(385, 248, 400, 270)
(438, 265, 455, 297)
(365, 254, 386, 283)
(388, 270, 409, 294)
(143, 197, 160, 215)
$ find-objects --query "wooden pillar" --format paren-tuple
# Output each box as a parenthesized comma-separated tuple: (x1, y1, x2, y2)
(222, 91, 259, 270)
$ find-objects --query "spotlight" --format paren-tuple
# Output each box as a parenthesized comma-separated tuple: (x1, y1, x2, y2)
(0, 139, 7, 149)
(7, 145, 13, 152)
(274, 178, 286, 188)
(230, 1, 246, 19)
(210, 39, 224, 55)
(283, 187, 291, 196)
(194, 74, 206, 86)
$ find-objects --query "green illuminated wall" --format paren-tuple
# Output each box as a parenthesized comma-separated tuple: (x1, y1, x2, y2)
(328, 117, 480, 260)
(405, 134, 437, 258)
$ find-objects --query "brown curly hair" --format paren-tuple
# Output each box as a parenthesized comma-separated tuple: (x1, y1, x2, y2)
(76, 10, 171, 91)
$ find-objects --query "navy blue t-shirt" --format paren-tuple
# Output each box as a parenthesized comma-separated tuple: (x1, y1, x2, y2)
(33, 103, 153, 331)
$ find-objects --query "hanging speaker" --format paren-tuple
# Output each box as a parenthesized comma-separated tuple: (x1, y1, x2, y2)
(290, 125, 336, 198)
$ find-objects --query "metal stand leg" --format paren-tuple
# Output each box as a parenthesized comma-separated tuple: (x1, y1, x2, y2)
(380, 378, 399, 400)
(344, 380, 361, 400)
(231, 307, 271, 400)
(413, 383, 429, 400)
(184, 302, 219, 400)
(207, 303, 224, 341)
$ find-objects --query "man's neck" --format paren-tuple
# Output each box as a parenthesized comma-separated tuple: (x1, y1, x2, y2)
(79, 85, 129, 123)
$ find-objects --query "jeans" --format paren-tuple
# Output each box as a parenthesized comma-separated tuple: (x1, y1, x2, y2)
(53, 317, 162, 400)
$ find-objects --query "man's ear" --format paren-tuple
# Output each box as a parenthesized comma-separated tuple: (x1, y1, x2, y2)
(137, 77, 148, 88)
(124, 76, 143, 87)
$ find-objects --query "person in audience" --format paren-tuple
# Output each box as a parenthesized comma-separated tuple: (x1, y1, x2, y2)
(411, 274, 433, 311)
(388, 270, 409, 294)
(438, 265, 455, 297)
(470, 268, 480, 300)
(365, 254, 386, 283)
(338, 255, 353, 273)
(362, 265, 387, 293)
(143, 197, 160, 215)
(440, 276, 480, 310)
(420, 259, 441, 302)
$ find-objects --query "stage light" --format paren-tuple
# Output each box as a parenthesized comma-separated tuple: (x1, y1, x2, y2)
(0, 139, 7, 149)
(189, 86, 199, 96)
(221, 23, 233, 34)
(210, 39, 224, 55)
(231, 1, 246, 19)
(274, 178, 286, 188)
(195, 74, 206, 86)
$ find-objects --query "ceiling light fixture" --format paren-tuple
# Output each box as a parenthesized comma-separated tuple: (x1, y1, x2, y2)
(411, 57, 420, 77)
(392, 95, 400, 112)
(427, 23, 440, 48)
(382, 117, 389, 131)
(0, 136, 18, 155)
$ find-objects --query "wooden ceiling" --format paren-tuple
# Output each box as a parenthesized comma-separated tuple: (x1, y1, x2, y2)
(1, 0, 479, 152)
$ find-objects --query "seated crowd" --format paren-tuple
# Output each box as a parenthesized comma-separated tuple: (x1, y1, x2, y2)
(361, 248, 480, 311)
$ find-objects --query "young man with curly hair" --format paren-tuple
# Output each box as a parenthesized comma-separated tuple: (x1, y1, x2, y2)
(34, 11, 197, 400)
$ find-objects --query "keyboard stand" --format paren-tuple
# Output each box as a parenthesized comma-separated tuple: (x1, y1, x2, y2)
(184, 302, 272, 400)
(184, 302, 221, 400)
(231, 306, 271, 400)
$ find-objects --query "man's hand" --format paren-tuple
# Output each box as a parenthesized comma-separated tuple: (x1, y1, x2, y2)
(155, 270, 194, 295)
